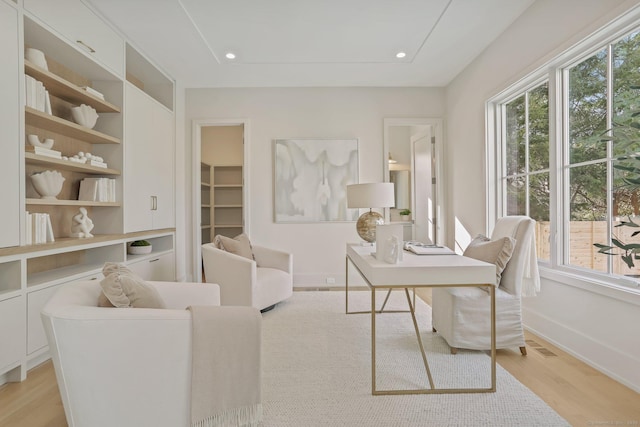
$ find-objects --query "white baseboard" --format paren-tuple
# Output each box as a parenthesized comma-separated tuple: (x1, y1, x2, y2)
(524, 307, 640, 393)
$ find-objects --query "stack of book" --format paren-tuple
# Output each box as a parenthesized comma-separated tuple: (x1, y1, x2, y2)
(25, 75, 51, 114)
(25, 211, 55, 244)
(78, 178, 116, 202)
(25, 145, 62, 159)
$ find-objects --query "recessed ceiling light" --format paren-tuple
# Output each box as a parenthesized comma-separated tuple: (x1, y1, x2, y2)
(396, 52, 407, 59)
(225, 52, 236, 60)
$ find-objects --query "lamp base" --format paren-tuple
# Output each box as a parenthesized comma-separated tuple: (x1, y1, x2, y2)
(356, 211, 384, 243)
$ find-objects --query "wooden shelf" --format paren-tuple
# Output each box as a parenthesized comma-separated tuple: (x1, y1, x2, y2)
(201, 204, 211, 208)
(201, 182, 211, 188)
(25, 153, 120, 175)
(213, 184, 242, 188)
(214, 224, 243, 228)
(25, 107, 120, 145)
(26, 198, 120, 207)
(25, 60, 120, 113)
(214, 205, 242, 208)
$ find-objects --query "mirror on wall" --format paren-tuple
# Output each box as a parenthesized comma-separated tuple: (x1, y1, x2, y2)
(383, 118, 443, 245)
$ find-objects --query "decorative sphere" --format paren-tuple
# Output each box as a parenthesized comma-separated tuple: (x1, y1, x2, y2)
(356, 211, 384, 243)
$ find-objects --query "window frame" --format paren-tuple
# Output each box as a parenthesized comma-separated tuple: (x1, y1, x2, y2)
(486, 6, 640, 297)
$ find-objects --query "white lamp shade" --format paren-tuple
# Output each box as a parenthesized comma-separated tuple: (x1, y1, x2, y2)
(347, 183, 395, 208)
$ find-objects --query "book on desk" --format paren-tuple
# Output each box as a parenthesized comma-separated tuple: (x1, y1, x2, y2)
(404, 243, 455, 255)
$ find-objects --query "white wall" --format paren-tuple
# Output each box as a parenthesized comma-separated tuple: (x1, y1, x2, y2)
(184, 87, 444, 285)
(445, 0, 640, 391)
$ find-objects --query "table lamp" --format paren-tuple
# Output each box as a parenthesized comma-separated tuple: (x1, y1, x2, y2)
(347, 183, 395, 243)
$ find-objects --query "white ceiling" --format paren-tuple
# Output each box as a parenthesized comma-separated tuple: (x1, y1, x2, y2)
(86, 0, 535, 88)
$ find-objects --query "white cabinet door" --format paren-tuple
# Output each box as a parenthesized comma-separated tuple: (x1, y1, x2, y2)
(124, 83, 175, 232)
(126, 252, 175, 281)
(124, 83, 153, 232)
(0, 296, 25, 372)
(0, 2, 20, 248)
(24, 0, 124, 77)
(150, 103, 175, 229)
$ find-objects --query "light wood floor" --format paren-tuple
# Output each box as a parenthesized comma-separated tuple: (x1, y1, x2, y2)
(1, 291, 639, 427)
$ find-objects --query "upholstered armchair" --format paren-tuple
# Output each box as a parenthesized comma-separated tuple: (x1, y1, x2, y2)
(432, 216, 538, 355)
(202, 242, 293, 312)
(41, 280, 261, 427)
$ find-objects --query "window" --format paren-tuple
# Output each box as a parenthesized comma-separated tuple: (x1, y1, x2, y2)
(491, 21, 640, 290)
(501, 82, 550, 261)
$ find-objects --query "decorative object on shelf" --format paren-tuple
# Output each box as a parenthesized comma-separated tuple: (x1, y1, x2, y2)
(78, 177, 116, 202)
(70, 104, 99, 129)
(346, 182, 395, 243)
(25, 48, 48, 70)
(65, 151, 107, 167)
(25, 211, 55, 244)
(70, 207, 94, 238)
(27, 134, 54, 149)
(82, 86, 105, 100)
(127, 240, 153, 255)
(24, 75, 51, 113)
(30, 170, 65, 199)
(399, 209, 411, 221)
(274, 138, 359, 223)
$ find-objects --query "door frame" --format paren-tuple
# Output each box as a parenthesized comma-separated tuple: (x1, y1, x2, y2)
(383, 117, 445, 245)
(192, 118, 250, 282)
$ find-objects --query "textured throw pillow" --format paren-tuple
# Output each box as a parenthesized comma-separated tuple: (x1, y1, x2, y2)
(463, 234, 515, 288)
(98, 262, 166, 308)
(214, 233, 255, 261)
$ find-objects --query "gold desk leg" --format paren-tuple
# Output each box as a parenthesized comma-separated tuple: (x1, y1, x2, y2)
(378, 288, 393, 312)
(371, 288, 377, 394)
(490, 284, 496, 392)
(345, 256, 349, 314)
(404, 287, 435, 389)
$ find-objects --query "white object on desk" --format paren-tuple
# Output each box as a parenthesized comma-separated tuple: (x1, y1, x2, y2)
(405, 244, 455, 255)
(375, 223, 403, 262)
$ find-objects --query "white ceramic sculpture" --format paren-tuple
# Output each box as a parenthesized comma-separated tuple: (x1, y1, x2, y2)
(27, 134, 54, 149)
(31, 170, 65, 199)
(70, 207, 94, 238)
(70, 104, 99, 129)
(25, 48, 48, 70)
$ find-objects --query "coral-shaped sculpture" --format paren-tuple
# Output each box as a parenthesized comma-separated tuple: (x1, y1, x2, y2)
(31, 170, 65, 200)
(70, 104, 99, 129)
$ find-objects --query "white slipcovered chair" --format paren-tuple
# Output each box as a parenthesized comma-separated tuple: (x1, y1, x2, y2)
(432, 216, 538, 355)
(202, 243, 293, 312)
(41, 280, 261, 427)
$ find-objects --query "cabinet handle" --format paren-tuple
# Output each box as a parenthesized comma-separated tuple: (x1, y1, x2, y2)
(149, 258, 160, 263)
(154, 196, 158, 210)
(76, 40, 96, 53)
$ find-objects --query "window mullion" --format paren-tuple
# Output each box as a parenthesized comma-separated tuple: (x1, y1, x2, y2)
(525, 91, 531, 216)
(606, 43, 614, 275)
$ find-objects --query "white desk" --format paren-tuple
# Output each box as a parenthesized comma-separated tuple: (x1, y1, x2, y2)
(345, 243, 497, 395)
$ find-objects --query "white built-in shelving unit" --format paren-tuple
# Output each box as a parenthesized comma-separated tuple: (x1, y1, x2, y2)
(0, 0, 177, 386)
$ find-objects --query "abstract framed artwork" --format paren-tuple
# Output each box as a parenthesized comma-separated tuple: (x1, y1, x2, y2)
(274, 138, 359, 223)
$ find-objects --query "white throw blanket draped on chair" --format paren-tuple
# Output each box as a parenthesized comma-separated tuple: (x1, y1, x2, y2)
(521, 230, 541, 297)
(188, 305, 262, 427)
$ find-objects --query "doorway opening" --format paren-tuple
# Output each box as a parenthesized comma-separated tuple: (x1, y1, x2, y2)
(193, 119, 249, 282)
(383, 118, 444, 245)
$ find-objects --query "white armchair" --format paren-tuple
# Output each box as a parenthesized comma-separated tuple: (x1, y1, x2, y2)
(41, 280, 261, 427)
(202, 243, 293, 312)
(432, 216, 537, 355)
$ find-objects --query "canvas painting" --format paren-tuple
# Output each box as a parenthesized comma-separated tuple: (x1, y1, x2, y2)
(274, 139, 359, 222)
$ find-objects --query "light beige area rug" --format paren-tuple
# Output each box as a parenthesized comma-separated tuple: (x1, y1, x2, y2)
(260, 290, 569, 426)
